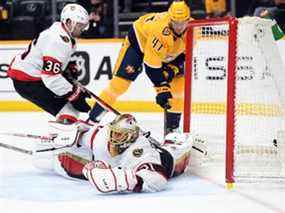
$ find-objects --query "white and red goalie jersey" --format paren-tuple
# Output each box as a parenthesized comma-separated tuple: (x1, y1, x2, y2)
(33, 123, 193, 194)
(8, 22, 75, 96)
(81, 125, 193, 193)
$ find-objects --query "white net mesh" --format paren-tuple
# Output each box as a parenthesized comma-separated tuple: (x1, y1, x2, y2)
(186, 17, 285, 183)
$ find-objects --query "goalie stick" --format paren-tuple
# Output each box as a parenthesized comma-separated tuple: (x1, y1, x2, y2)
(164, 108, 167, 138)
(0, 141, 71, 155)
(0, 132, 56, 154)
(0, 131, 83, 155)
(0, 132, 54, 141)
(0, 142, 32, 155)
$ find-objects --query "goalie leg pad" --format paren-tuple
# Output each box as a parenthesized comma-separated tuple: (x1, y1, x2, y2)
(32, 146, 55, 172)
(46, 121, 81, 148)
(53, 145, 93, 179)
(54, 152, 87, 180)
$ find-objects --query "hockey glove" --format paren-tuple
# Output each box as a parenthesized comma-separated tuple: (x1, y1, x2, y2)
(162, 64, 182, 82)
(62, 61, 81, 83)
(155, 83, 172, 109)
(68, 86, 91, 113)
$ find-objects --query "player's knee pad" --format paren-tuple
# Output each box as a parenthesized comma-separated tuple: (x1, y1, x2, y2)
(56, 102, 79, 123)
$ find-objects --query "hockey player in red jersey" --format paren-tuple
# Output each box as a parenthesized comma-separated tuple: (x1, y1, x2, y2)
(8, 4, 91, 122)
(33, 114, 193, 193)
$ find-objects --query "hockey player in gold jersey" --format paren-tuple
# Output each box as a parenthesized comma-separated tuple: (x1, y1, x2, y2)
(89, 0, 191, 133)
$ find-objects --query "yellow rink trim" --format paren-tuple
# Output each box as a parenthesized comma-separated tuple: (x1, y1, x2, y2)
(0, 100, 163, 112)
(0, 101, 282, 116)
(192, 102, 283, 116)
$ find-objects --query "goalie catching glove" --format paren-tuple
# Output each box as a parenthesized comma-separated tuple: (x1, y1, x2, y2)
(62, 60, 81, 83)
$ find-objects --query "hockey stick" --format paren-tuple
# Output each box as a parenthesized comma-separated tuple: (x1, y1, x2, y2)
(0, 132, 55, 154)
(0, 131, 83, 155)
(163, 108, 167, 138)
(85, 88, 207, 155)
(85, 87, 120, 115)
(0, 132, 54, 141)
(0, 142, 32, 155)
(0, 141, 77, 155)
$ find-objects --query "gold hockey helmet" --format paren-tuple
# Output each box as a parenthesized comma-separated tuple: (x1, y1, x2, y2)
(168, 1, 190, 22)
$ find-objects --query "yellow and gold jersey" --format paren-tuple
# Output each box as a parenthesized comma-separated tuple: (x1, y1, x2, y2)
(133, 12, 187, 68)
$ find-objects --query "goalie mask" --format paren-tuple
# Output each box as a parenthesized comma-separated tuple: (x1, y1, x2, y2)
(108, 114, 140, 156)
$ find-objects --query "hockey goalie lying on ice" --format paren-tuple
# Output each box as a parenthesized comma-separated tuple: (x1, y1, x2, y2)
(33, 114, 193, 193)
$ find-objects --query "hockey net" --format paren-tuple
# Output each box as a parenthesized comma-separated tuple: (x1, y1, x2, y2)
(184, 16, 285, 186)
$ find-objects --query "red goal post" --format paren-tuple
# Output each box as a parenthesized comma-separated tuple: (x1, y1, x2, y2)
(184, 17, 238, 185)
(183, 16, 285, 186)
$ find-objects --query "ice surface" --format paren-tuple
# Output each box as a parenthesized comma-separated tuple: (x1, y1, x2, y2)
(0, 112, 284, 213)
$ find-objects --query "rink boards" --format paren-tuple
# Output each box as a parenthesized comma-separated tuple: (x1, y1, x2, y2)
(1, 38, 285, 112)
